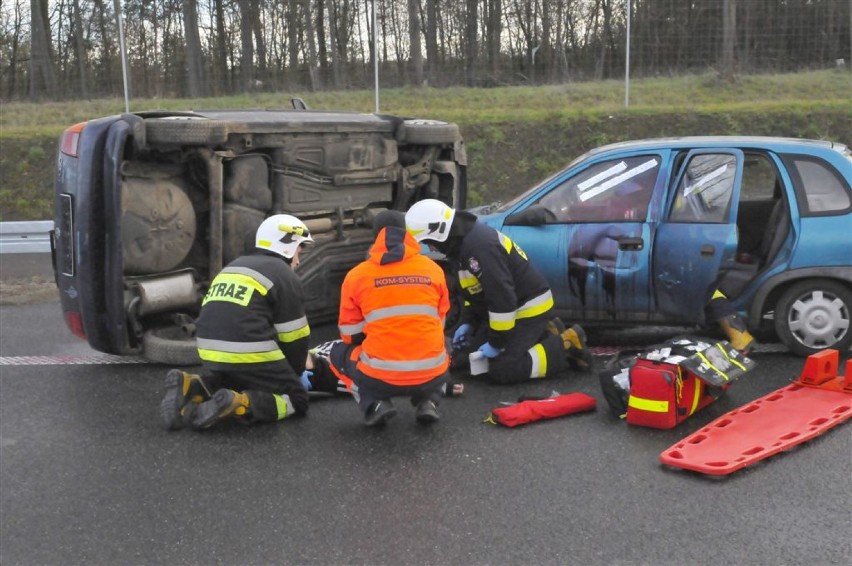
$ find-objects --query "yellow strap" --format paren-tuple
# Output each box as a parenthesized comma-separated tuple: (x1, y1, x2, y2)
(689, 379, 703, 415)
(628, 395, 669, 413)
(696, 351, 731, 382)
(716, 343, 747, 372)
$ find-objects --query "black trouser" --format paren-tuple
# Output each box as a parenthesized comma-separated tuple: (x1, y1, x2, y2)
(466, 314, 567, 384)
(199, 363, 309, 422)
(328, 342, 447, 413)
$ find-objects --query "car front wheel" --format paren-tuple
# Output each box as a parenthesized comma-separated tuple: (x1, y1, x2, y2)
(774, 279, 852, 356)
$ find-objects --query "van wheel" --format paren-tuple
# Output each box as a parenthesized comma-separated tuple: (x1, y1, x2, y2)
(397, 119, 461, 144)
(774, 279, 852, 356)
(142, 327, 201, 366)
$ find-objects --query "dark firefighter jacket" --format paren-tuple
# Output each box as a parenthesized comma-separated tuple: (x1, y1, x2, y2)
(456, 220, 554, 349)
(337, 226, 450, 385)
(195, 250, 310, 375)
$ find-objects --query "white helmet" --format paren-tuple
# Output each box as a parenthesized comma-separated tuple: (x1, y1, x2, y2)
(255, 214, 314, 259)
(405, 199, 456, 243)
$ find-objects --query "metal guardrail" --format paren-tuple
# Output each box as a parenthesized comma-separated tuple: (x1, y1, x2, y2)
(0, 221, 54, 254)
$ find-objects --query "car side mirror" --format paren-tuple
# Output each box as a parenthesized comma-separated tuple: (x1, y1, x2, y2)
(504, 205, 552, 226)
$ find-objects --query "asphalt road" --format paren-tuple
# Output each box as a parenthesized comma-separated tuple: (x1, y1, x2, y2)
(1, 258, 850, 565)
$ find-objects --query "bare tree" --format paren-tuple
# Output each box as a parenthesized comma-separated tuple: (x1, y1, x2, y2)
(407, 0, 423, 85)
(29, 0, 56, 99)
(238, 0, 254, 91)
(302, 0, 320, 90)
(721, 0, 737, 80)
(70, 0, 89, 97)
(464, 0, 477, 86)
(183, 0, 207, 97)
(424, 0, 439, 85)
(5, 0, 24, 98)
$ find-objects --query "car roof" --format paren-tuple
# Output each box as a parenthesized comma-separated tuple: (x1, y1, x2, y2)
(585, 136, 844, 157)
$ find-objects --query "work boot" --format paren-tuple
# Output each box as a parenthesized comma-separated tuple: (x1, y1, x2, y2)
(415, 400, 440, 424)
(563, 324, 593, 371)
(718, 314, 756, 355)
(548, 317, 592, 370)
(546, 316, 567, 337)
(160, 369, 211, 431)
(191, 389, 251, 430)
(364, 400, 397, 427)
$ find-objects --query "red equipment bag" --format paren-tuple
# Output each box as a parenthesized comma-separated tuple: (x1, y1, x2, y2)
(600, 337, 756, 429)
(487, 392, 597, 428)
(625, 359, 718, 429)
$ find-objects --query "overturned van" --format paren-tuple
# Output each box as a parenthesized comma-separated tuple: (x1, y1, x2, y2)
(51, 103, 466, 364)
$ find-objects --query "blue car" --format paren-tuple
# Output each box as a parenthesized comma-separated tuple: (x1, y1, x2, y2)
(475, 137, 852, 356)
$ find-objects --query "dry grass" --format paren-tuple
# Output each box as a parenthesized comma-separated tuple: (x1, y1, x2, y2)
(2, 69, 849, 138)
(0, 275, 59, 305)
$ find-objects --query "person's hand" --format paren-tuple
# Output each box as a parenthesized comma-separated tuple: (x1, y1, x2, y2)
(478, 342, 503, 359)
(452, 323, 472, 349)
(300, 370, 313, 391)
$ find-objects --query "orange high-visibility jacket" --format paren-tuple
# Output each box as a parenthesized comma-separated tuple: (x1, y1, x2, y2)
(338, 226, 450, 385)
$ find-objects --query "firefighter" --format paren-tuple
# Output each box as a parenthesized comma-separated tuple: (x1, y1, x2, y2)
(159, 214, 333, 430)
(405, 199, 592, 385)
(323, 210, 451, 426)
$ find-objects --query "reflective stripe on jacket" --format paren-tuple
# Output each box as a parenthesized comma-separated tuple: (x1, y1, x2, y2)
(338, 226, 450, 384)
(457, 222, 553, 348)
(196, 251, 310, 374)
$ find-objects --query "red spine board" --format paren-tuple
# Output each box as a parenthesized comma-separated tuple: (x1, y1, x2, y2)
(660, 351, 852, 476)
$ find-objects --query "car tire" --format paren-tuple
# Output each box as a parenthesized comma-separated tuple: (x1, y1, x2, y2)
(397, 119, 461, 144)
(774, 279, 852, 356)
(142, 327, 202, 366)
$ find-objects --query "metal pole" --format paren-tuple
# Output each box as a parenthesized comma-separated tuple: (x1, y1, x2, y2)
(625, 0, 631, 108)
(113, 0, 130, 112)
(373, 0, 379, 113)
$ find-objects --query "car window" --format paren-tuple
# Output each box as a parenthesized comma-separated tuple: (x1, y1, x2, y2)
(536, 155, 659, 222)
(741, 153, 780, 201)
(670, 153, 737, 223)
(782, 154, 851, 215)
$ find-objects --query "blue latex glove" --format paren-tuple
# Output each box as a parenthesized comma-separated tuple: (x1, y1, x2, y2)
(478, 342, 503, 359)
(452, 323, 472, 349)
(300, 370, 313, 391)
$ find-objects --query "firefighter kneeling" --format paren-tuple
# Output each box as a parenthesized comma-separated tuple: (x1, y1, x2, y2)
(160, 214, 336, 431)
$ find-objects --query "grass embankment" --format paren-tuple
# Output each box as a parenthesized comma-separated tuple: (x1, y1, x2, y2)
(1, 69, 850, 219)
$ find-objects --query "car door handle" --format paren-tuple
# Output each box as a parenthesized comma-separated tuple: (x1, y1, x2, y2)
(700, 244, 715, 256)
(617, 237, 644, 251)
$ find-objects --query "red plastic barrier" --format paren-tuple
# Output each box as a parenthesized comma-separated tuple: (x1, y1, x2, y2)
(660, 350, 852, 476)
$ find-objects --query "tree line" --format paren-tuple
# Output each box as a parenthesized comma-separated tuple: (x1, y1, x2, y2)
(2, 0, 849, 102)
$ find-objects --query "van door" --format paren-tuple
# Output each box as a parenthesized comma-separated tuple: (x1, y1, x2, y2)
(654, 149, 744, 323)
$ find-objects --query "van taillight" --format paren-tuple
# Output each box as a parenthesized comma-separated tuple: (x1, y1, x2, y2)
(60, 122, 87, 157)
(64, 311, 86, 339)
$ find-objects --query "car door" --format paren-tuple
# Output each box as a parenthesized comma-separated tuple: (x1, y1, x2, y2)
(497, 153, 662, 321)
(653, 149, 744, 323)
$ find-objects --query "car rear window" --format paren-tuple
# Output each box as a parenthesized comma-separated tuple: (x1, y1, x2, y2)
(782, 154, 851, 215)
